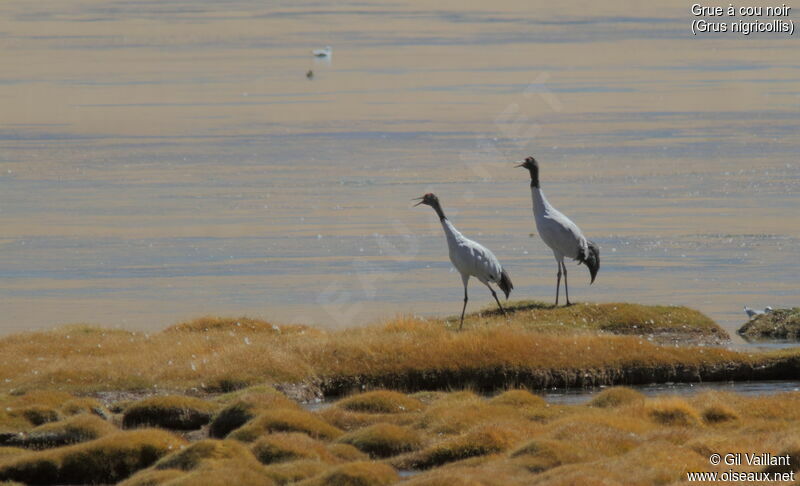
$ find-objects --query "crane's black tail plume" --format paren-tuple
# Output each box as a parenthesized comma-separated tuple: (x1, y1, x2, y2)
(498, 268, 513, 299)
(578, 240, 600, 284)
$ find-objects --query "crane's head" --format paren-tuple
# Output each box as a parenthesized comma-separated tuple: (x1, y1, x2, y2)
(413, 193, 439, 207)
(515, 156, 539, 187)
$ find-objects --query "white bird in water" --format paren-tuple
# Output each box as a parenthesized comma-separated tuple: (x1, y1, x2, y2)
(744, 305, 773, 319)
(312, 46, 332, 58)
(517, 156, 599, 306)
(414, 193, 513, 329)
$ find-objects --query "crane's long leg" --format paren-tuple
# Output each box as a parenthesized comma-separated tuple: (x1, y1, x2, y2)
(459, 278, 469, 331)
(484, 282, 508, 319)
(554, 259, 562, 306)
(562, 260, 571, 306)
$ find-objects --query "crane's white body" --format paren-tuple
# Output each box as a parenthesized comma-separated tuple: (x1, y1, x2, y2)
(530, 187, 589, 262)
(440, 218, 504, 289)
(416, 192, 511, 329)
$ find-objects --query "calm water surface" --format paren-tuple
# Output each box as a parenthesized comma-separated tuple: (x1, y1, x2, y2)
(1, 1, 798, 340)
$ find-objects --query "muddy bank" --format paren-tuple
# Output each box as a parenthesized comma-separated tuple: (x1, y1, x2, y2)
(313, 356, 800, 399)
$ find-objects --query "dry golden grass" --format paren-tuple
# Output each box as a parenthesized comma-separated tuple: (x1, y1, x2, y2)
(0, 303, 776, 397)
(4, 305, 800, 484)
(2, 386, 800, 484)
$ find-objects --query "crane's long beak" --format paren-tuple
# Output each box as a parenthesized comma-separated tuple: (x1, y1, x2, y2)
(412, 197, 425, 207)
(514, 162, 525, 168)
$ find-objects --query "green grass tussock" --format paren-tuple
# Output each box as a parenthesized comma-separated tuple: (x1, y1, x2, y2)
(337, 423, 422, 458)
(123, 395, 216, 430)
(228, 409, 342, 442)
(0, 429, 186, 485)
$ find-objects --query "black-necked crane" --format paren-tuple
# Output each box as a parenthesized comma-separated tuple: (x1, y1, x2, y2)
(516, 157, 599, 306)
(414, 193, 513, 329)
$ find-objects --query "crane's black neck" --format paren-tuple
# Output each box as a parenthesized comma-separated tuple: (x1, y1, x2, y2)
(527, 165, 540, 189)
(430, 199, 446, 221)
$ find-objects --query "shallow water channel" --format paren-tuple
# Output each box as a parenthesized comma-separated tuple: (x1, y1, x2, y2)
(301, 379, 800, 410)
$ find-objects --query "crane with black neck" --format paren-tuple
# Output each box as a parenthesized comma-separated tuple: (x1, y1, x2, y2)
(414, 193, 513, 329)
(516, 157, 599, 306)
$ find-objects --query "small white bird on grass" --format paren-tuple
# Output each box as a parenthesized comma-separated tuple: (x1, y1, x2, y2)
(517, 156, 599, 306)
(744, 305, 773, 319)
(312, 46, 332, 58)
(414, 193, 513, 330)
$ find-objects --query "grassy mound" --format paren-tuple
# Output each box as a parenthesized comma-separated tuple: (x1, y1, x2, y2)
(263, 459, 331, 485)
(337, 423, 421, 458)
(6, 414, 117, 449)
(209, 386, 300, 438)
(117, 468, 186, 486)
(588, 386, 646, 408)
(510, 438, 587, 472)
(645, 397, 701, 427)
(0, 429, 186, 485)
(337, 390, 425, 414)
(228, 409, 342, 442)
(164, 316, 315, 338)
(488, 389, 546, 408)
(251, 432, 336, 464)
(701, 403, 740, 424)
(481, 301, 727, 338)
(123, 395, 216, 430)
(124, 439, 275, 486)
(327, 443, 369, 462)
(738, 307, 800, 341)
(59, 397, 108, 419)
(153, 439, 256, 471)
(405, 423, 530, 469)
(297, 461, 398, 486)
